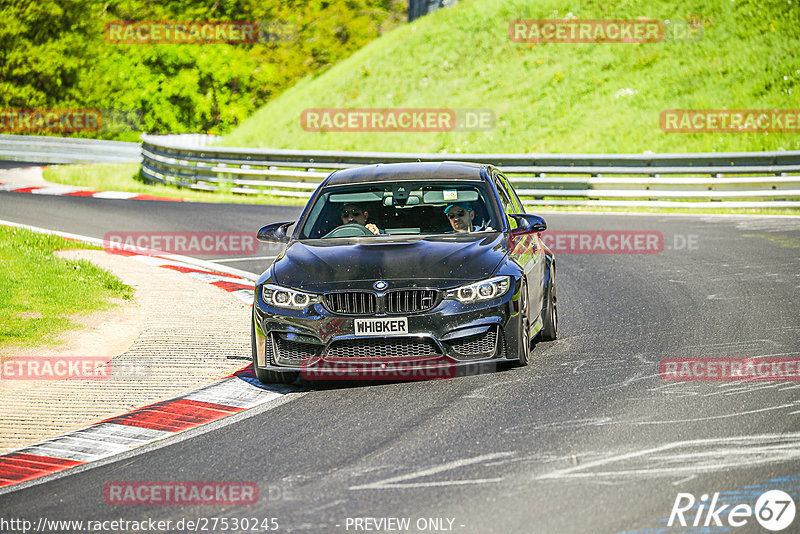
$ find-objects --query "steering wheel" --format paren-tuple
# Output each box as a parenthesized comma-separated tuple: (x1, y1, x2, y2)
(323, 223, 374, 238)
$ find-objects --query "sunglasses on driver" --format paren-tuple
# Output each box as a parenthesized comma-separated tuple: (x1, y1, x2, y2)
(447, 210, 470, 219)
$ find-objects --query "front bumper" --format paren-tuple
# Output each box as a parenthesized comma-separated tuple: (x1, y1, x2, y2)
(252, 282, 526, 375)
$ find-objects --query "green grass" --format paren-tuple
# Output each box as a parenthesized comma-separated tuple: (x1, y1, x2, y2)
(43, 164, 308, 206)
(221, 0, 800, 154)
(531, 205, 800, 215)
(0, 226, 134, 350)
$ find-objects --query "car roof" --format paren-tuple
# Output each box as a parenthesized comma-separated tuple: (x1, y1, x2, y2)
(323, 161, 491, 186)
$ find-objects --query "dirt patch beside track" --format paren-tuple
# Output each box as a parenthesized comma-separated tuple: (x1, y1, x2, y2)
(0, 249, 250, 455)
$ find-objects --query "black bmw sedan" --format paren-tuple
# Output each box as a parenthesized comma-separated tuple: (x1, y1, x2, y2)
(252, 161, 557, 384)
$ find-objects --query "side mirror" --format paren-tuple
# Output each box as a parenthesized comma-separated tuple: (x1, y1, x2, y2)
(257, 222, 294, 243)
(509, 214, 547, 233)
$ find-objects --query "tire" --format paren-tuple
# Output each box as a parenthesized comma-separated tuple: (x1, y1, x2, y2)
(251, 313, 299, 385)
(539, 261, 558, 341)
(517, 279, 531, 366)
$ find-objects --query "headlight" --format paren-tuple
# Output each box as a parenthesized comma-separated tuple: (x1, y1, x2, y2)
(446, 276, 511, 304)
(261, 284, 319, 309)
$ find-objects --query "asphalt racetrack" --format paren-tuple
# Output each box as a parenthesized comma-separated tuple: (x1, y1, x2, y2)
(1, 188, 799, 533)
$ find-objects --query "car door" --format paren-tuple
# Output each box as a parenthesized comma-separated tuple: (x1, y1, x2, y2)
(494, 170, 546, 314)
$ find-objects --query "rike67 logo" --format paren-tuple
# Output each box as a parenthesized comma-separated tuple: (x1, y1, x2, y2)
(669, 490, 796, 531)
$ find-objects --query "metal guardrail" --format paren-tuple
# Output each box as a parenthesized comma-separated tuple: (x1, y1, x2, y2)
(0, 134, 141, 164)
(140, 134, 800, 208)
(2, 134, 799, 208)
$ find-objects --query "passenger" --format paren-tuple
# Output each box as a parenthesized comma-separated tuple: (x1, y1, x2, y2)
(444, 202, 483, 232)
(339, 203, 381, 235)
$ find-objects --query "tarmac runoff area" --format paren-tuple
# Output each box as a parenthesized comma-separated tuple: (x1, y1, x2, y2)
(0, 248, 252, 456)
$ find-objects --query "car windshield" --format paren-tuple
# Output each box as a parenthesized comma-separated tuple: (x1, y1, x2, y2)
(298, 181, 501, 239)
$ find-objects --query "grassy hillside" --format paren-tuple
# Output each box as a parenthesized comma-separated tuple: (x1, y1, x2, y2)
(221, 0, 800, 153)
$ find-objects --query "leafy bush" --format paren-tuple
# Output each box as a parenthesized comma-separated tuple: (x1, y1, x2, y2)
(0, 0, 406, 139)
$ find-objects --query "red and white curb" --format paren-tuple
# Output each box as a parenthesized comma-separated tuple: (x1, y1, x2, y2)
(0, 368, 291, 489)
(0, 181, 183, 202)
(0, 221, 281, 491)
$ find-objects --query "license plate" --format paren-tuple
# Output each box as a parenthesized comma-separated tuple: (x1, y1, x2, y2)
(354, 317, 408, 336)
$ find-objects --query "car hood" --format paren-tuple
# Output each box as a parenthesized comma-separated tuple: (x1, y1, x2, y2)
(270, 234, 507, 291)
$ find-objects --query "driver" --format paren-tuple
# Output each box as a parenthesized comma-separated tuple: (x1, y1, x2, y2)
(340, 203, 381, 235)
(444, 202, 483, 232)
